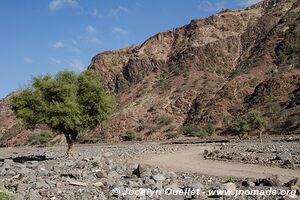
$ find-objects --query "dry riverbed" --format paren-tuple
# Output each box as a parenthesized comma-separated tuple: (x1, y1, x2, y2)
(0, 140, 299, 200)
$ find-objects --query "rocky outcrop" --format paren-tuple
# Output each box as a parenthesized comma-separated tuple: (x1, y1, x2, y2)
(0, 0, 299, 145)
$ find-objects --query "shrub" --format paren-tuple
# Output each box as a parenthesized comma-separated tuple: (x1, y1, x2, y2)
(121, 130, 134, 141)
(29, 132, 53, 145)
(156, 116, 173, 126)
(180, 125, 208, 138)
(0, 187, 15, 200)
(165, 132, 179, 139)
(205, 123, 215, 135)
(225, 177, 238, 183)
(284, 115, 300, 128)
(92, 161, 99, 168)
(193, 129, 209, 138)
(248, 110, 268, 130)
(232, 119, 250, 138)
(231, 110, 268, 141)
(267, 103, 281, 117)
(136, 135, 143, 141)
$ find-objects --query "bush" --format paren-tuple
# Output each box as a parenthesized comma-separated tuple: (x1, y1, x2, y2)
(136, 135, 143, 141)
(29, 132, 53, 145)
(284, 115, 300, 128)
(231, 110, 268, 139)
(180, 125, 208, 138)
(121, 130, 134, 141)
(156, 116, 173, 126)
(232, 119, 250, 138)
(165, 132, 179, 139)
(92, 161, 99, 168)
(0, 187, 15, 200)
(205, 123, 215, 135)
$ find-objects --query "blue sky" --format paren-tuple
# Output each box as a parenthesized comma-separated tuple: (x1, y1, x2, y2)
(0, 0, 261, 99)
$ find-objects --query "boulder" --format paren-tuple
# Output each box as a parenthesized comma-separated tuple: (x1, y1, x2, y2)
(284, 178, 299, 187)
(222, 182, 236, 192)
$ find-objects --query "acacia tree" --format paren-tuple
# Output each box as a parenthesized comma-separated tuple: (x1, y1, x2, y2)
(232, 119, 250, 139)
(10, 70, 114, 157)
(248, 110, 268, 144)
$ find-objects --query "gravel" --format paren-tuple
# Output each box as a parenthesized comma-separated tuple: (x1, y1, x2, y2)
(0, 143, 299, 199)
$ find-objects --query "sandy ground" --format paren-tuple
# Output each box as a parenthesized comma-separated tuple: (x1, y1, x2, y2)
(133, 145, 300, 183)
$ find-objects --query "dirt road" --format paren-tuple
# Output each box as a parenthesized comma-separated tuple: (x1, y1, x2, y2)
(133, 145, 300, 182)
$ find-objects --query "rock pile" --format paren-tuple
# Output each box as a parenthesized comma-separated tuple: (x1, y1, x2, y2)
(204, 142, 300, 169)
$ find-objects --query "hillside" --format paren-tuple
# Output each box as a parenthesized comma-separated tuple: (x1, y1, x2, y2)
(0, 0, 299, 146)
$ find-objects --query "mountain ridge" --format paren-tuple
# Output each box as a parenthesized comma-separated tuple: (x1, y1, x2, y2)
(0, 0, 299, 146)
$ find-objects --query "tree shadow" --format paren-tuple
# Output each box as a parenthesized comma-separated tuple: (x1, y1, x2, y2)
(0, 155, 53, 163)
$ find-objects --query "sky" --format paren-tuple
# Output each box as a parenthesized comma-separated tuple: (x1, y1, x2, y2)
(0, 0, 261, 99)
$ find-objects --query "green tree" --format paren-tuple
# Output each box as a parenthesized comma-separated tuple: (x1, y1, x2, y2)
(10, 70, 114, 157)
(205, 123, 215, 135)
(232, 119, 250, 139)
(248, 110, 268, 144)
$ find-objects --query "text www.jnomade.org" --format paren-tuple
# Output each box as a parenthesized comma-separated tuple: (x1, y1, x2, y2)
(111, 187, 297, 198)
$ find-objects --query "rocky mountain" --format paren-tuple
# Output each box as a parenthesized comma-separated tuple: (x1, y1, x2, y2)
(0, 0, 299, 146)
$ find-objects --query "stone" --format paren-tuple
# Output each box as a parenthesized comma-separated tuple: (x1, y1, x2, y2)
(284, 178, 299, 187)
(276, 152, 293, 162)
(130, 163, 140, 177)
(188, 182, 204, 191)
(257, 176, 282, 187)
(31, 180, 50, 190)
(222, 182, 236, 192)
(103, 152, 113, 157)
(128, 180, 139, 188)
(75, 160, 86, 169)
(241, 178, 256, 187)
(61, 169, 81, 179)
(39, 167, 50, 176)
(93, 182, 104, 187)
(5, 170, 17, 176)
(151, 174, 166, 182)
(26, 161, 39, 169)
(165, 171, 177, 180)
(94, 170, 106, 178)
(107, 171, 120, 179)
(28, 190, 42, 200)
(64, 160, 75, 168)
(68, 180, 87, 186)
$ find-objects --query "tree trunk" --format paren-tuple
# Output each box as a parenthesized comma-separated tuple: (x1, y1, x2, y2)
(259, 129, 264, 145)
(65, 132, 78, 158)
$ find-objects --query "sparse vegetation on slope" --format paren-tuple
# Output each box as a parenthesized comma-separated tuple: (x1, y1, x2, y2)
(0, 0, 299, 145)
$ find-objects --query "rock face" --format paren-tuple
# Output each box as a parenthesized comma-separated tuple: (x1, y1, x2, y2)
(1, 0, 300, 145)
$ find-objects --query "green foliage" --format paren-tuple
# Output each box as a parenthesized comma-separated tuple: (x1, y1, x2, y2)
(232, 119, 251, 137)
(92, 161, 99, 168)
(156, 116, 173, 127)
(180, 125, 208, 138)
(205, 123, 215, 135)
(225, 177, 238, 183)
(231, 110, 268, 138)
(10, 70, 115, 137)
(136, 135, 143, 141)
(284, 115, 300, 128)
(29, 132, 53, 145)
(290, 88, 300, 104)
(0, 187, 15, 200)
(106, 194, 117, 200)
(267, 103, 281, 117)
(121, 130, 134, 141)
(248, 110, 268, 130)
(165, 132, 179, 139)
